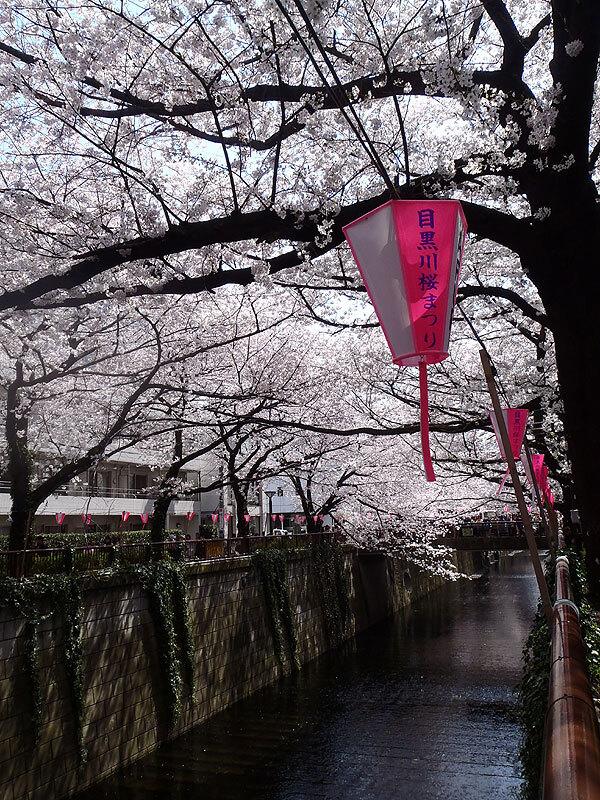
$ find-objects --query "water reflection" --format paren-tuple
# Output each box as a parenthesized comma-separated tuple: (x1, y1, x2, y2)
(74, 552, 538, 800)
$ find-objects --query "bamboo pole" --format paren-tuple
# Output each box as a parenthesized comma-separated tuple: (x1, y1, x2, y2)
(480, 349, 553, 626)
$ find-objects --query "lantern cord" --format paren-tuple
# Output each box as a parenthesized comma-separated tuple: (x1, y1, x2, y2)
(496, 466, 510, 495)
(273, 0, 398, 197)
(419, 361, 436, 482)
(456, 301, 512, 406)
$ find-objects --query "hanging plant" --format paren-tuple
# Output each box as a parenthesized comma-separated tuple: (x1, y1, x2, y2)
(22, 618, 43, 744)
(0, 574, 86, 765)
(310, 538, 351, 645)
(56, 576, 86, 768)
(134, 560, 195, 731)
(252, 549, 299, 672)
(171, 566, 195, 695)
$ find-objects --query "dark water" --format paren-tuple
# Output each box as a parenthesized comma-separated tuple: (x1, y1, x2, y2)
(75, 552, 539, 800)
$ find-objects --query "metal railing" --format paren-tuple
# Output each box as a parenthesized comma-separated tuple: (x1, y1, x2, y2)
(0, 532, 334, 577)
(0, 480, 202, 501)
(454, 521, 531, 537)
(542, 550, 600, 799)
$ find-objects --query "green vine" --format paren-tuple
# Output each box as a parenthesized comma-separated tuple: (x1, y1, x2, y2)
(56, 576, 86, 767)
(134, 560, 195, 731)
(22, 617, 42, 744)
(0, 574, 86, 766)
(172, 566, 195, 694)
(311, 538, 351, 645)
(252, 549, 299, 672)
(561, 547, 600, 694)
(516, 604, 551, 800)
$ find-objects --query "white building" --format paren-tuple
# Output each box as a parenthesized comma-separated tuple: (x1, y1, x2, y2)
(0, 447, 222, 537)
(0, 453, 327, 540)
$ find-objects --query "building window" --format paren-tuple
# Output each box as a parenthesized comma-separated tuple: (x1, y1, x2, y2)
(131, 473, 148, 495)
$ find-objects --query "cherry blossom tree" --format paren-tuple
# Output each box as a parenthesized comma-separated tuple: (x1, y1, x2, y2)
(1, 2, 598, 584)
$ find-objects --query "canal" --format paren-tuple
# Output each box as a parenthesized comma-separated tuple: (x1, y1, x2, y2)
(75, 552, 539, 800)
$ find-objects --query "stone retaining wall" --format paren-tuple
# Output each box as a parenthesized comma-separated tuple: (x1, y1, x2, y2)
(0, 547, 473, 800)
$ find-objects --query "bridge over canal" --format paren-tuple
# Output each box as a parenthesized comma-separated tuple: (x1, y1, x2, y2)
(436, 534, 549, 551)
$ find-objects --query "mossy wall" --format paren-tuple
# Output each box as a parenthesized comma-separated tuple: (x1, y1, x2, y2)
(0, 547, 472, 800)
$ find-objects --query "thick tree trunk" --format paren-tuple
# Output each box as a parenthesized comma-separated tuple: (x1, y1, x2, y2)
(150, 493, 173, 543)
(552, 320, 600, 598)
(6, 364, 36, 558)
(527, 200, 600, 600)
(232, 484, 250, 536)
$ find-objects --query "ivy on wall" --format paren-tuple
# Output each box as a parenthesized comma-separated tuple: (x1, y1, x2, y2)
(252, 549, 300, 672)
(22, 617, 43, 744)
(0, 574, 86, 766)
(562, 548, 600, 693)
(134, 560, 195, 732)
(516, 603, 551, 800)
(0, 558, 196, 761)
(310, 538, 351, 645)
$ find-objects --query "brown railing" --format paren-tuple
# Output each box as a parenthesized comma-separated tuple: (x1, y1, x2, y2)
(0, 532, 334, 577)
(543, 552, 600, 799)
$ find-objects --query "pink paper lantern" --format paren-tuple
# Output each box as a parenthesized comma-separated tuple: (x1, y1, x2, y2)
(490, 408, 528, 493)
(343, 200, 467, 481)
(490, 409, 528, 460)
(211, 513, 219, 523)
(244, 514, 251, 522)
(539, 465, 549, 493)
(521, 453, 545, 488)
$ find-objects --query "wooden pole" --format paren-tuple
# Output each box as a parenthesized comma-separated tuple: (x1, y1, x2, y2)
(544, 495, 560, 546)
(480, 349, 553, 626)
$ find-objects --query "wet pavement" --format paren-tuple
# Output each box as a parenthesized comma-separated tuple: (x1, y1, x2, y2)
(74, 552, 539, 800)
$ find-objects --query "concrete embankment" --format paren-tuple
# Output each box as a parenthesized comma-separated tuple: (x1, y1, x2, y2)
(0, 547, 474, 800)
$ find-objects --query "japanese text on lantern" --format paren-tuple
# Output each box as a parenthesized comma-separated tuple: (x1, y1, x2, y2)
(512, 410, 524, 453)
(416, 208, 438, 350)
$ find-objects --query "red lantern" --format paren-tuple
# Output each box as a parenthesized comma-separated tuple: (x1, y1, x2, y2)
(343, 200, 467, 481)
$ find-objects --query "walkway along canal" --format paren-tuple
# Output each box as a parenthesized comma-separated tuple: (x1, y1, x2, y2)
(74, 551, 539, 800)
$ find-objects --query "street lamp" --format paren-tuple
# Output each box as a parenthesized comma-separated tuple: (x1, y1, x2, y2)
(265, 490, 275, 535)
(343, 199, 467, 481)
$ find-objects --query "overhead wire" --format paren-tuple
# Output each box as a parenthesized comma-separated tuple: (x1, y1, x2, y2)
(456, 300, 512, 406)
(272, 0, 398, 197)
